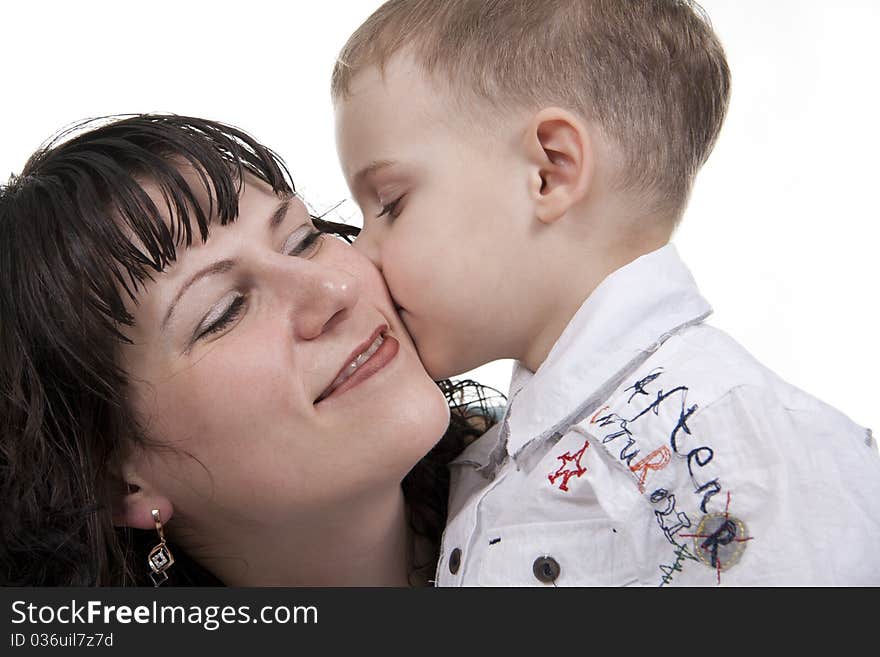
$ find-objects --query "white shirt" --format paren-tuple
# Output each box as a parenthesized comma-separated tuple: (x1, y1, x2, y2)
(436, 245, 880, 586)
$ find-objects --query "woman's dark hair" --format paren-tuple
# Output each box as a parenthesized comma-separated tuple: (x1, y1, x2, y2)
(0, 114, 500, 586)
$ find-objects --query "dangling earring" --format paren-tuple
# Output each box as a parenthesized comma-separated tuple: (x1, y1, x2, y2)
(148, 509, 174, 587)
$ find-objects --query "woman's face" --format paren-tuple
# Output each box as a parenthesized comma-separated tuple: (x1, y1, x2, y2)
(119, 174, 450, 531)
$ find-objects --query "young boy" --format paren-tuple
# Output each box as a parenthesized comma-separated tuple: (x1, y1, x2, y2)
(332, 0, 880, 585)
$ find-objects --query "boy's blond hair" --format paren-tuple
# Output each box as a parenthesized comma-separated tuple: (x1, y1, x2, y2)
(332, 0, 731, 218)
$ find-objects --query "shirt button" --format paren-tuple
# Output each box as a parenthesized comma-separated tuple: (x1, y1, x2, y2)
(448, 548, 462, 575)
(532, 556, 561, 584)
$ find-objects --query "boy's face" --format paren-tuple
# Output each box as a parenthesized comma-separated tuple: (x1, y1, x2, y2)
(335, 54, 538, 379)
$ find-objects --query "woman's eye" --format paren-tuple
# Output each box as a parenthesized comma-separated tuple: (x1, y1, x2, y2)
(283, 225, 324, 257)
(194, 295, 246, 343)
(376, 196, 403, 221)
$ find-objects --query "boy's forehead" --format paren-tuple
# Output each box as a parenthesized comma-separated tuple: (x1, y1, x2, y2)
(339, 52, 448, 129)
(335, 52, 499, 179)
(335, 56, 431, 176)
(344, 50, 435, 100)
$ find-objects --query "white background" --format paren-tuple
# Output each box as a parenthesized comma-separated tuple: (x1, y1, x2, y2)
(3, 1, 877, 434)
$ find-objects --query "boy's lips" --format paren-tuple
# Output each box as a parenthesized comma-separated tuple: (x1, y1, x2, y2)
(315, 325, 398, 403)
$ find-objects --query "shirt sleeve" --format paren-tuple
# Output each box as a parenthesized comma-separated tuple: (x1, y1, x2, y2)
(656, 383, 880, 586)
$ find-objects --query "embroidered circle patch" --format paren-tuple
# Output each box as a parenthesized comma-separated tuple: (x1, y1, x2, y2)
(691, 513, 750, 573)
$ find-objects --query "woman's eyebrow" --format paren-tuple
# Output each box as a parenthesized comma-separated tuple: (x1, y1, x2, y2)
(269, 197, 291, 230)
(161, 198, 291, 331)
(161, 259, 236, 332)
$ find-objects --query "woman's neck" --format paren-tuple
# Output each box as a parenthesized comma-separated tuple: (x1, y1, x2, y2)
(183, 485, 414, 586)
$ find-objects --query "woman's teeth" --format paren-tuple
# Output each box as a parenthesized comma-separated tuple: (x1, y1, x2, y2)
(320, 333, 385, 400)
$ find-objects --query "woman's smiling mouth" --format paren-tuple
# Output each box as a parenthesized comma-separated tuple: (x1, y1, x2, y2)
(316, 325, 399, 403)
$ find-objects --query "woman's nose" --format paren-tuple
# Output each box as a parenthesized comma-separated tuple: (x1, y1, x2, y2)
(286, 261, 360, 341)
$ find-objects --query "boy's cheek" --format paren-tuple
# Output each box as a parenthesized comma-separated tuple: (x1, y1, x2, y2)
(380, 238, 476, 373)
(408, 298, 484, 379)
(393, 296, 451, 374)
(383, 245, 436, 301)
(396, 313, 439, 376)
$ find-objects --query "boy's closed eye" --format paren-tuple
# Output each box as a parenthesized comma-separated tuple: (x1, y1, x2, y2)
(377, 195, 404, 221)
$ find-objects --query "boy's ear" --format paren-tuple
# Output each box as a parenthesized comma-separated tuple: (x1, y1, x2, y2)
(110, 457, 174, 531)
(523, 107, 593, 224)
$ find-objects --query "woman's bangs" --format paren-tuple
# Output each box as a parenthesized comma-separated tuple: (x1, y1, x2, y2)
(17, 116, 296, 335)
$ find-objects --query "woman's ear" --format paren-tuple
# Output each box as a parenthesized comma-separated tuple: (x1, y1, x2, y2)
(523, 107, 594, 224)
(111, 459, 173, 530)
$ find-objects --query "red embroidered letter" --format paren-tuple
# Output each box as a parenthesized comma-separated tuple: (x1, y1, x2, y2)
(590, 405, 610, 424)
(548, 439, 590, 492)
(629, 446, 671, 493)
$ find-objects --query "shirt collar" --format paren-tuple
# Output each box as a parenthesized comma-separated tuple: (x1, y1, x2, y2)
(499, 243, 712, 457)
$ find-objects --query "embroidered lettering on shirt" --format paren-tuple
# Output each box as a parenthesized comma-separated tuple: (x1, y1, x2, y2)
(548, 439, 590, 492)
(592, 369, 723, 517)
(590, 368, 744, 584)
(590, 405, 610, 424)
(649, 487, 692, 545)
(629, 446, 671, 493)
(680, 492, 753, 584)
(624, 368, 664, 403)
(657, 542, 700, 587)
(585, 368, 756, 584)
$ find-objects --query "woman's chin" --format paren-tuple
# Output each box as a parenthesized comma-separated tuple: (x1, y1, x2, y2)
(395, 380, 453, 455)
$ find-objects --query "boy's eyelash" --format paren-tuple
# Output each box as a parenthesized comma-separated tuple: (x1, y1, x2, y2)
(376, 196, 403, 220)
